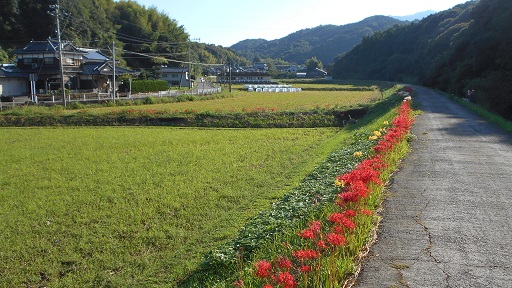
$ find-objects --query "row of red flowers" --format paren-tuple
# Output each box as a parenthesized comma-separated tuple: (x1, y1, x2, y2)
(239, 98, 414, 288)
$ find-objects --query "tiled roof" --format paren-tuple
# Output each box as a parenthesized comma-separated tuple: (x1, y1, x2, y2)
(80, 48, 109, 61)
(0, 64, 28, 77)
(14, 39, 84, 54)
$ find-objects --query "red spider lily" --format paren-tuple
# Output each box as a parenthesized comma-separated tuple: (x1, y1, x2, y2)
(343, 210, 356, 218)
(255, 260, 273, 278)
(346, 181, 371, 198)
(299, 220, 322, 239)
(277, 257, 293, 270)
(309, 220, 322, 233)
(327, 233, 346, 246)
(292, 249, 319, 260)
(263, 285, 273, 288)
(332, 225, 343, 234)
(337, 161, 383, 187)
(341, 217, 356, 230)
(316, 240, 327, 250)
(361, 209, 373, 216)
(337, 190, 361, 205)
(300, 265, 312, 273)
(299, 229, 315, 239)
(373, 140, 393, 153)
(277, 271, 297, 288)
(328, 212, 344, 224)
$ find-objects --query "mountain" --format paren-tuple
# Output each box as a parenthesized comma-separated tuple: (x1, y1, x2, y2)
(332, 0, 512, 120)
(230, 16, 406, 65)
(391, 10, 437, 21)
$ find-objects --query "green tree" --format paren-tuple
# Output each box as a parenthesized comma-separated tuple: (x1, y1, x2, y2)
(305, 56, 323, 72)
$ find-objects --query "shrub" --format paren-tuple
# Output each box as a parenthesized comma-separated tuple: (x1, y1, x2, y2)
(131, 80, 168, 93)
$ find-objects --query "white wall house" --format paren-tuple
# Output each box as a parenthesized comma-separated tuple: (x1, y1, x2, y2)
(160, 67, 191, 87)
(0, 64, 28, 97)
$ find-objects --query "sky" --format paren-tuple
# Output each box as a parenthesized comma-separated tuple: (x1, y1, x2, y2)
(131, 0, 471, 47)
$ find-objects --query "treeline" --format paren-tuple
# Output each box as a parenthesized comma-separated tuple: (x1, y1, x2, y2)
(331, 0, 512, 120)
(0, 0, 248, 72)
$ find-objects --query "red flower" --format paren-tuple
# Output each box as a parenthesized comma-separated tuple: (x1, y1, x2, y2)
(327, 233, 346, 246)
(332, 225, 343, 234)
(255, 260, 273, 278)
(361, 209, 373, 216)
(277, 271, 297, 288)
(263, 285, 273, 288)
(277, 257, 293, 270)
(338, 191, 361, 204)
(298, 229, 315, 239)
(343, 210, 356, 218)
(309, 220, 322, 233)
(300, 265, 312, 273)
(292, 249, 318, 260)
(341, 217, 356, 230)
(316, 240, 327, 250)
(328, 212, 344, 224)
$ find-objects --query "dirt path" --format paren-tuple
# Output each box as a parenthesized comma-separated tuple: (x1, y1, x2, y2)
(354, 86, 512, 287)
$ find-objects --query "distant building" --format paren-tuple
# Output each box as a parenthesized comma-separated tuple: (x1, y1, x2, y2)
(160, 67, 191, 87)
(216, 71, 272, 84)
(253, 62, 268, 71)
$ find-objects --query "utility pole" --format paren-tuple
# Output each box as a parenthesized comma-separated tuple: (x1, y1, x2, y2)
(50, 0, 66, 106)
(188, 39, 191, 89)
(187, 38, 201, 89)
(229, 61, 232, 93)
(112, 41, 116, 102)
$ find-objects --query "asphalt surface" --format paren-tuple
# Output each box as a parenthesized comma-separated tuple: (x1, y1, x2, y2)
(354, 86, 512, 287)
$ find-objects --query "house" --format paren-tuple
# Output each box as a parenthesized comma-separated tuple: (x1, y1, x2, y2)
(160, 67, 191, 87)
(11, 39, 135, 95)
(0, 64, 28, 97)
(253, 62, 268, 71)
(216, 71, 272, 84)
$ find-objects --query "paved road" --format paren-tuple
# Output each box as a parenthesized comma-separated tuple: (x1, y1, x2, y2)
(354, 86, 512, 287)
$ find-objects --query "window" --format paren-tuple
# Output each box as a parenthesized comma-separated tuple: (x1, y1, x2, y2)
(23, 58, 33, 65)
(44, 58, 53, 65)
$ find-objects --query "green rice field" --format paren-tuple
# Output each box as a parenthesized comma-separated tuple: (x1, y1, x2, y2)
(152, 90, 380, 112)
(0, 127, 345, 287)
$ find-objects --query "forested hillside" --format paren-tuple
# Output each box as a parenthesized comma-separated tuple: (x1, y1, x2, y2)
(0, 0, 247, 70)
(230, 16, 406, 65)
(332, 0, 512, 120)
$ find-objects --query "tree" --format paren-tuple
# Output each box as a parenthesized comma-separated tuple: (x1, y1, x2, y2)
(305, 56, 323, 72)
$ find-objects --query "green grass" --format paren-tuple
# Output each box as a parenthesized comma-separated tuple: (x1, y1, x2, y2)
(447, 95, 512, 133)
(0, 127, 345, 287)
(179, 94, 409, 287)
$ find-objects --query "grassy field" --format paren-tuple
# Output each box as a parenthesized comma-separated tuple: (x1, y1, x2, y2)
(0, 82, 407, 286)
(92, 89, 382, 114)
(0, 127, 346, 287)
